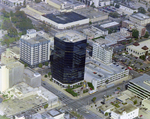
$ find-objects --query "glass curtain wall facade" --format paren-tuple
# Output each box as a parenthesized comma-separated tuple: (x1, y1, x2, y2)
(51, 37, 87, 84)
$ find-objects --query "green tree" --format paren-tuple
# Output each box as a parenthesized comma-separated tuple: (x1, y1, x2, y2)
(87, 82, 94, 90)
(48, 72, 51, 77)
(138, 7, 146, 14)
(89, 21, 92, 25)
(10, 11, 14, 17)
(105, 112, 109, 116)
(144, 31, 149, 38)
(2, 20, 12, 30)
(1, 8, 10, 18)
(148, 8, 150, 12)
(7, 27, 18, 37)
(44, 104, 48, 109)
(133, 100, 137, 105)
(23, 0, 26, 7)
(105, 80, 109, 84)
(24, 64, 28, 67)
(132, 29, 139, 38)
(92, 97, 96, 103)
(35, 0, 41, 3)
(115, 4, 120, 8)
(45, 75, 47, 78)
(109, 12, 119, 18)
(45, 62, 49, 66)
(38, 63, 43, 68)
(117, 87, 121, 90)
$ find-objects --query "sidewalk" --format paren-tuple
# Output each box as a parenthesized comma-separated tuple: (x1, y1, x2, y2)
(37, 102, 62, 114)
(43, 76, 78, 100)
(86, 105, 106, 119)
(43, 75, 132, 100)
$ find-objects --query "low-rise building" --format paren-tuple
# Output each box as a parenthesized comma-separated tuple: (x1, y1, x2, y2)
(93, 0, 111, 7)
(0, 82, 59, 118)
(85, 59, 129, 88)
(3, 0, 24, 7)
(9, 46, 20, 59)
(41, 12, 89, 29)
(105, 32, 127, 45)
(126, 39, 150, 57)
(44, 0, 86, 10)
(128, 74, 150, 99)
(118, 4, 138, 15)
(1, 49, 16, 64)
(142, 98, 150, 110)
(116, 94, 131, 103)
(75, 7, 108, 23)
(100, 21, 119, 29)
(129, 13, 150, 26)
(111, 104, 139, 119)
(120, 28, 132, 38)
(93, 43, 113, 64)
(23, 68, 41, 88)
(122, 20, 146, 37)
(82, 26, 108, 40)
(98, 104, 114, 114)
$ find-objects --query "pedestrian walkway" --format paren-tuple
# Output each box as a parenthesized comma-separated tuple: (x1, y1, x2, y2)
(43, 75, 131, 100)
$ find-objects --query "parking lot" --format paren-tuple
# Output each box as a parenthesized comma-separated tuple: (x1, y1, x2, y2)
(114, 53, 150, 72)
(98, 6, 118, 13)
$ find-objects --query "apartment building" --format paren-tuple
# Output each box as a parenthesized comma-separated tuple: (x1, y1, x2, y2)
(93, 43, 113, 64)
(20, 29, 51, 67)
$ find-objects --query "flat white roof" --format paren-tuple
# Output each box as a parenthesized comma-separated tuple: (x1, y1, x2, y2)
(131, 13, 150, 21)
(55, 30, 86, 42)
(100, 22, 119, 28)
(127, 39, 150, 52)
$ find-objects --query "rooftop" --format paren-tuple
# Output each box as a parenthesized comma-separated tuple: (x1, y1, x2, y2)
(131, 13, 150, 21)
(24, 68, 41, 79)
(94, 43, 113, 51)
(116, 94, 131, 102)
(127, 39, 150, 52)
(82, 26, 106, 37)
(21, 30, 50, 45)
(98, 104, 114, 112)
(112, 104, 138, 115)
(10, 46, 20, 55)
(94, 38, 112, 46)
(129, 74, 150, 92)
(94, 25, 108, 31)
(48, 109, 62, 117)
(42, 12, 87, 24)
(55, 30, 86, 42)
(100, 22, 119, 28)
(85, 59, 128, 82)
(75, 7, 107, 19)
(0, 94, 47, 117)
(6, 61, 23, 69)
(105, 32, 126, 44)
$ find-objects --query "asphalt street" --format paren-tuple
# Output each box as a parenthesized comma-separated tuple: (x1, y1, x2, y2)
(42, 79, 130, 119)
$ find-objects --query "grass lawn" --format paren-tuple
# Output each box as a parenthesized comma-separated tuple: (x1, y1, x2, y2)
(0, 115, 9, 119)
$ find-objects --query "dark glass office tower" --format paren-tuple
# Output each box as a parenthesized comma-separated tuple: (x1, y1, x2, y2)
(51, 31, 87, 85)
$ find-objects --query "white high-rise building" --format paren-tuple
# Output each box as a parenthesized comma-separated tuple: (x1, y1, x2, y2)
(20, 29, 51, 67)
(0, 64, 9, 92)
(93, 43, 113, 64)
(0, 62, 24, 92)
